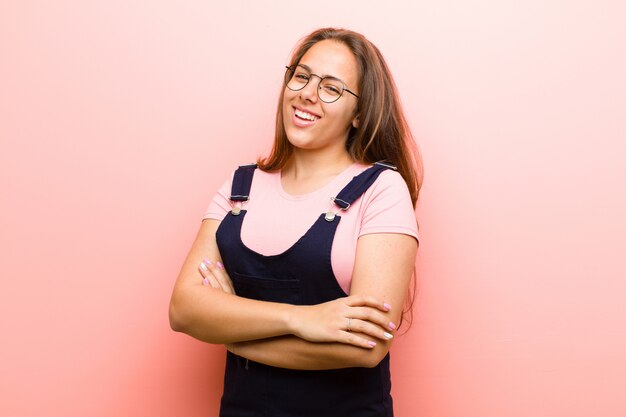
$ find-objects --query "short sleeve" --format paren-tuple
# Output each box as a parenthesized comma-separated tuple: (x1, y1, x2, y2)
(203, 173, 234, 221)
(358, 170, 419, 241)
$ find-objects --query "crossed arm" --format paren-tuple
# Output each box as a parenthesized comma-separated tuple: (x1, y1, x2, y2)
(168, 219, 417, 370)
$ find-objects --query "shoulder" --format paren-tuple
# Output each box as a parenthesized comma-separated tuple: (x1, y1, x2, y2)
(365, 167, 412, 202)
(378, 168, 409, 187)
(356, 165, 418, 238)
(227, 164, 278, 182)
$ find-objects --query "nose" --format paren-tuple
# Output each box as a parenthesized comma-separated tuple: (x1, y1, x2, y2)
(299, 74, 322, 102)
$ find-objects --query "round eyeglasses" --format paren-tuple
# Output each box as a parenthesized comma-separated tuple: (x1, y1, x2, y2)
(284, 65, 359, 104)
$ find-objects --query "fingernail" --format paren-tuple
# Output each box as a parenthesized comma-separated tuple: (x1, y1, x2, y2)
(217, 261, 224, 269)
(203, 258, 213, 266)
(202, 278, 209, 286)
(200, 262, 208, 271)
(383, 303, 392, 311)
(389, 322, 397, 330)
(384, 332, 393, 339)
(368, 341, 377, 347)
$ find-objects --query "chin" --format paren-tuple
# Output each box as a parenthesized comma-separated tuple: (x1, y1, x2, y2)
(286, 137, 316, 151)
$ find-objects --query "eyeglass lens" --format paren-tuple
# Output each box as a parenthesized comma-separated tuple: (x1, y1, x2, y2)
(285, 66, 346, 103)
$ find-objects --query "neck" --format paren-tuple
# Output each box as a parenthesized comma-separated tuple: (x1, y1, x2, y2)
(284, 148, 354, 181)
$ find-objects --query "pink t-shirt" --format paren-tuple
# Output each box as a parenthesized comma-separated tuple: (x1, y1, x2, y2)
(204, 163, 418, 294)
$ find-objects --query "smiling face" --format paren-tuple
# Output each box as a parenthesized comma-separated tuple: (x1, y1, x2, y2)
(282, 40, 360, 156)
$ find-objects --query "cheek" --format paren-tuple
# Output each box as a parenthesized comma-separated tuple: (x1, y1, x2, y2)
(282, 90, 297, 112)
(330, 107, 357, 129)
(281, 95, 291, 121)
(283, 86, 299, 102)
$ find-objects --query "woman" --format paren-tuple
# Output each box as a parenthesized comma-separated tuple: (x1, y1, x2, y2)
(169, 27, 422, 417)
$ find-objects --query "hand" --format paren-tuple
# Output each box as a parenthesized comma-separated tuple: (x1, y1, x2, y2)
(198, 258, 235, 294)
(288, 295, 397, 349)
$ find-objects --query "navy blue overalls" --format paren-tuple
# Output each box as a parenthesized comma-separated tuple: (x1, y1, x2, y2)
(216, 162, 396, 417)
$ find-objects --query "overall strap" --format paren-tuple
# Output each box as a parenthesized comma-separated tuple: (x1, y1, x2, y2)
(332, 162, 397, 210)
(229, 163, 258, 202)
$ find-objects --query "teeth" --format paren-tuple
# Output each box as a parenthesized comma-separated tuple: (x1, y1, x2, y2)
(295, 109, 319, 121)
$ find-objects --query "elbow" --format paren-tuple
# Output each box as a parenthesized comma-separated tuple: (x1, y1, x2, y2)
(168, 298, 188, 333)
(169, 287, 199, 334)
(358, 345, 390, 369)
(168, 295, 223, 344)
(168, 291, 224, 344)
(361, 355, 384, 369)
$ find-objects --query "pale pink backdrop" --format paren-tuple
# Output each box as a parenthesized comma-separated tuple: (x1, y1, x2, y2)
(1, 1, 625, 416)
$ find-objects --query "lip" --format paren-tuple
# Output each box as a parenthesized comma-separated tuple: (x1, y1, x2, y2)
(292, 105, 321, 119)
(290, 105, 321, 128)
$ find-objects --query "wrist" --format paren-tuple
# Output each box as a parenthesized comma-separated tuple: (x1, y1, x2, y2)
(284, 304, 301, 337)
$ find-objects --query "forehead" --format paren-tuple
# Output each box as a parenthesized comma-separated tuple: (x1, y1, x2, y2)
(298, 40, 358, 85)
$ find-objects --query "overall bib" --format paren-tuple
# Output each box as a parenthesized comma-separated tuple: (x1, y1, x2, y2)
(216, 163, 395, 417)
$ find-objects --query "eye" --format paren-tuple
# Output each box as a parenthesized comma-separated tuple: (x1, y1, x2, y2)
(293, 72, 310, 83)
(321, 82, 342, 96)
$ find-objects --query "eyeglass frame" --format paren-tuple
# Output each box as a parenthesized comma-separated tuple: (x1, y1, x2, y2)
(284, 65, 359, 103)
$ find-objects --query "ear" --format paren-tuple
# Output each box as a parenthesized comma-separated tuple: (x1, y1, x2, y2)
(352, 115, 359, 129)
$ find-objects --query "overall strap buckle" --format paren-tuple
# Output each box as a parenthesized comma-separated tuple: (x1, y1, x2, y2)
(229, 164, 257, 215)
(330, 197, 351, 211)
(325, 162, 395, 221)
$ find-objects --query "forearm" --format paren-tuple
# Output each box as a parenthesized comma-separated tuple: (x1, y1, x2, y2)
(170, 284, 296, 344)
(170, 219, 302, 344)
(230, 334, 390, 370)
(171, 221, 399, 348)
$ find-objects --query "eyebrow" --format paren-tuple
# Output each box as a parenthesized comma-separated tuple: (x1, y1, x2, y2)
(297, 64, 344, 82)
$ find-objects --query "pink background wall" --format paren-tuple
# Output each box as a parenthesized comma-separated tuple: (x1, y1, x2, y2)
(1, 1, 625, 416)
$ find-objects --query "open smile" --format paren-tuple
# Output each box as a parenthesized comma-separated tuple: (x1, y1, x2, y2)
(293, 107, 320, 122)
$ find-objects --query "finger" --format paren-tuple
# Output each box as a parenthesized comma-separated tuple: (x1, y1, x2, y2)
(349, 306, 397, 332)
(205, 259, 235, 294)
(199, 260, 220, 289)
(215, 261, 236, 294)
(344, 294, 391, 312)
(347, 318, 394, 342)
(205, 260, 233, 294)
(202, 264, 233, 294)
(339, 331, 378, 349)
